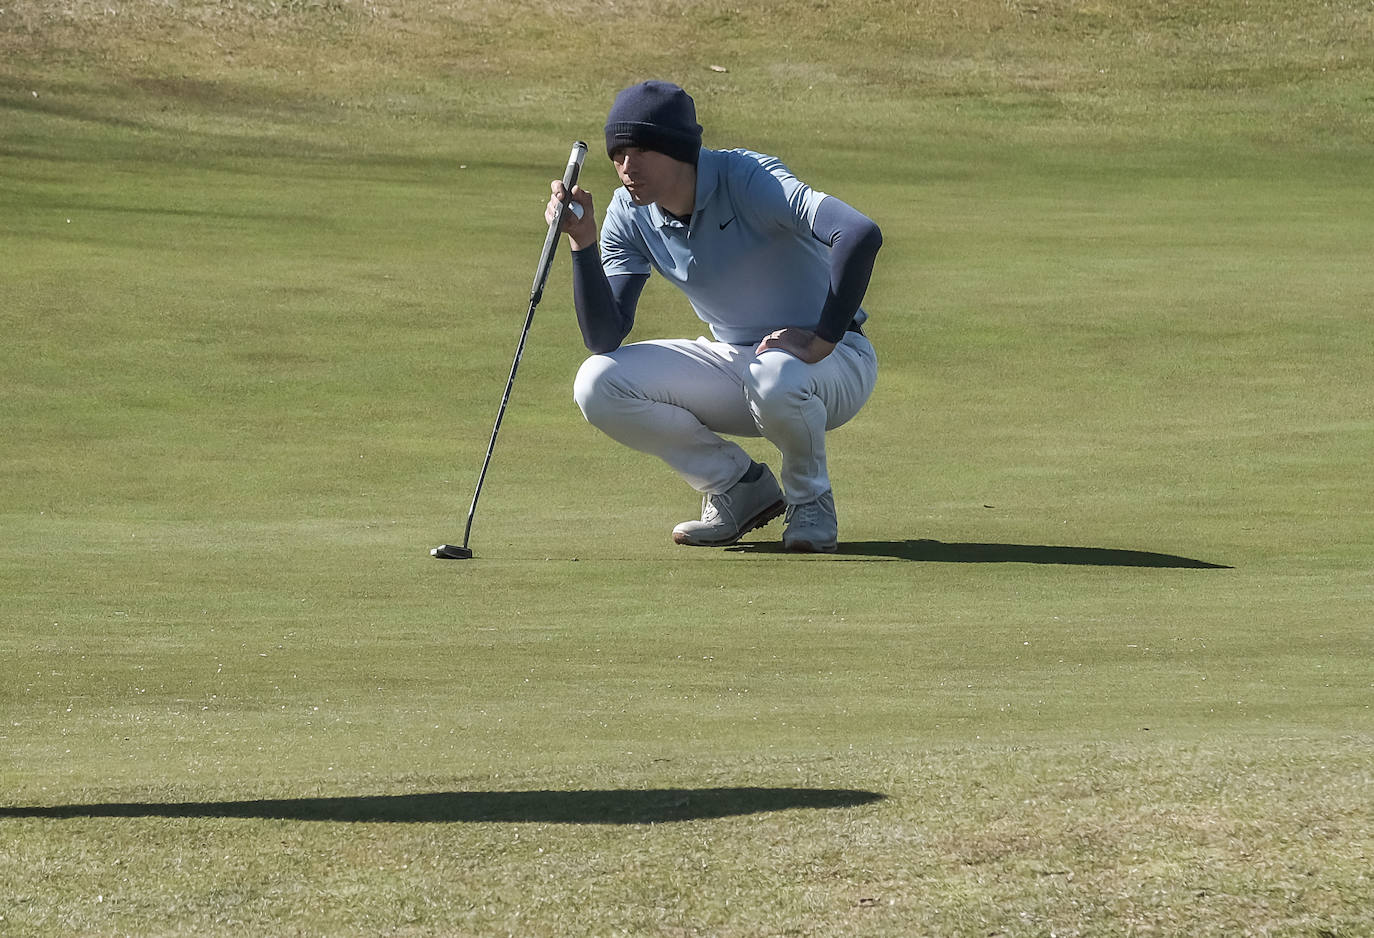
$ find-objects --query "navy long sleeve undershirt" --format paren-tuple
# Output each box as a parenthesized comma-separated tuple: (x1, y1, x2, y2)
(570, 196, 882, 353)
(809, 197, 884, 343)
(571, 249, 645, 354)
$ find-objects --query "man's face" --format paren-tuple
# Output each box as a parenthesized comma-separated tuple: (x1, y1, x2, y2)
(610, 146, 681, 206)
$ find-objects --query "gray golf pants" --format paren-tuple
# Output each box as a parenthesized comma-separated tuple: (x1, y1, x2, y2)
(573, 332, 878, 504)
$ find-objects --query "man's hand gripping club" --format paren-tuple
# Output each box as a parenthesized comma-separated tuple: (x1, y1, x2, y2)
(547, 181, 598, 252)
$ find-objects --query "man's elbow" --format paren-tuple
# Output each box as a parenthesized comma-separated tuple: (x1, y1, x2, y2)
(583, 329, 625, 355)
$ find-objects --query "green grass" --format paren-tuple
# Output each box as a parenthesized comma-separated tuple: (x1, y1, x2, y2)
(2, 1, 1372, 935)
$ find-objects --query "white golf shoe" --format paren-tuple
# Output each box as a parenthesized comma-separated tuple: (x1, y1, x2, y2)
(782, 491, 838, 553)
(672, 465, 786, 547)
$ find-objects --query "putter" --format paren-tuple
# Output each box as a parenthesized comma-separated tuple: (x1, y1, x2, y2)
(433, 140, 589, 560)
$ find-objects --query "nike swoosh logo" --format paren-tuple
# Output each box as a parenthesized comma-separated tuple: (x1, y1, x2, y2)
(719, 217, 736, 230)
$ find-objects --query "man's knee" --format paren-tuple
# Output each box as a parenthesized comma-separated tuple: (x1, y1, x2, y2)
(747, 351, 811, 418)
(573, 354, 619, 424)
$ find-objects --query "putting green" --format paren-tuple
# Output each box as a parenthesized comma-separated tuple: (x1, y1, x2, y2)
(2, 1, 1370, 934)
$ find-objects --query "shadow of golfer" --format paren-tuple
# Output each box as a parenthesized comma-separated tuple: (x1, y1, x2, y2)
(0, 787, 885, 825)
(730, 539, 1230, 568)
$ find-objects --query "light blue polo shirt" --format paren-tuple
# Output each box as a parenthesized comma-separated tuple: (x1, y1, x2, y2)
(599, 147, 833, 346)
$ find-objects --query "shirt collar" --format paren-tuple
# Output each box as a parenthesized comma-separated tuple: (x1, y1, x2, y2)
(693, 147, 721, 213)
(649, 147, 716, 229)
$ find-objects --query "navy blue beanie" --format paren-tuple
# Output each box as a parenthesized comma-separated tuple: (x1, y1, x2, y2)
(604, 81, 703, 165)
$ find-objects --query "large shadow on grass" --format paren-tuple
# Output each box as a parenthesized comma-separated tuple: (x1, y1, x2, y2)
(0, 787, 885, 825)
(731, 539, 1229, 568)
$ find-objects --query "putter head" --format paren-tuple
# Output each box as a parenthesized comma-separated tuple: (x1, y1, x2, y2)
(431, 544, 474, 560)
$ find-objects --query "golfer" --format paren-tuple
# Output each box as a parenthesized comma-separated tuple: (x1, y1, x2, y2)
(547, 80, 882, 552)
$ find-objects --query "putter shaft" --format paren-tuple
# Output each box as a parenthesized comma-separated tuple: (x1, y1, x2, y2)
(433, 141, 589, 560)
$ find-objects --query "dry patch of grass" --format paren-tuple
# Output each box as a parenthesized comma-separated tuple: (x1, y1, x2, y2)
(5, 0, 1370, 94)
(5, 0, 1370, 164)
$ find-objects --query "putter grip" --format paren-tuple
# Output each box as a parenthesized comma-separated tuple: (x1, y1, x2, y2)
(531, 140, 589, 301)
